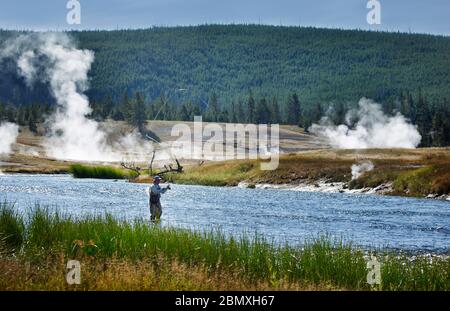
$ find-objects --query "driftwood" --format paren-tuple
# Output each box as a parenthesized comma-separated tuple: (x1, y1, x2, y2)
(120, 161, 142, 180)
(148, 150, 156, 176)
(121, 156, 183, 181)
(158, 158, 183, 175)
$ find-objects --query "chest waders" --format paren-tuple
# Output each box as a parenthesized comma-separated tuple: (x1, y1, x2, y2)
(150, 192, 161, 204)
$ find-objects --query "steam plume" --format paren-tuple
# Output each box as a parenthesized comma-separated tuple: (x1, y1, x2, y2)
(0, 122, 19, 155)
(309, 98, 422, 149)
(1, 33, 154, 162)
(351, 160, 374, 180)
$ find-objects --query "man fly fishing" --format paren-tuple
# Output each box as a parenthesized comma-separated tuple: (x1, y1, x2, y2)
(149, 175, 171, 222)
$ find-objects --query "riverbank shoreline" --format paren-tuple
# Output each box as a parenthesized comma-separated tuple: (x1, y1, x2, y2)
(163, 148, 450, 201)
(0, 203, 448, 291)
(238, 181, 450, 201)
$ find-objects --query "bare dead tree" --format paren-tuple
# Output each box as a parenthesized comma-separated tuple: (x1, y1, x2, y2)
(175, 159, 183, 172)
(158, 158, 183, 175)
(120, 161, 142, 180)
(148, 150, 156, 176)
(121, 155, 183, 181)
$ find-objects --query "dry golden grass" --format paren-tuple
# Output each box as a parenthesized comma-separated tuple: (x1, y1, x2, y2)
(1, 121, 325, 174)
(0, 255, 336, 291)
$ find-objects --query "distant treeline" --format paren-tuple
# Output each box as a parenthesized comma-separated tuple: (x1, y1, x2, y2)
(1, 89, 449, 147)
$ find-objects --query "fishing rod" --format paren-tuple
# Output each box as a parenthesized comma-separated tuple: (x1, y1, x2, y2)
(152, 88, 187, 121)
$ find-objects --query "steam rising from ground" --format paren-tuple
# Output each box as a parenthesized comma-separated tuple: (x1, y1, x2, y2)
(310, 98, 422, 149)
(0, 122, 19, 155)
(1, 33, 154, 162)
(351, 160, 374, 180)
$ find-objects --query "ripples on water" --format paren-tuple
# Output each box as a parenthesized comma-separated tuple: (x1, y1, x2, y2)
(0, 174, 449, 253)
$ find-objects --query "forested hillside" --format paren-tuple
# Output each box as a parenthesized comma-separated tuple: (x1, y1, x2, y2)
(1, 25, 450, 105)
(0, 25, 449, 146)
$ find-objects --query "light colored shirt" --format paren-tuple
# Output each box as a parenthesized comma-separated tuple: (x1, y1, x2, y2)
(150, 184, 168, 195)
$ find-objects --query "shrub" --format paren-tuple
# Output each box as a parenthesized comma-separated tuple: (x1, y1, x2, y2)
(69, 164, 137, 180)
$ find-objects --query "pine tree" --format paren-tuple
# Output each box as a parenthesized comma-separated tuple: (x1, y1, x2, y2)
(102, 95, 114, 119)
(205, 93, 219, 122)
(229, 100, 237, 123)
(177, 103, 190, 121)
(119, 92, 131, 122)
(416, 90, 432, 147)
(218, 106, 229, 123)
(332, 101, 346, 125)
(407, 92, 416, 123)
(236, 100, 245, 124)
(312, 102, 324, 124)
(27, 104, 38, 133)
(269, 97, 280, 124)
(132, 92, 147, 131)
(431, 111, 450, 147)
(0, 101, 4, 121)
(17, 105, 27, 126)
(286, 93, 301, 125)
(28, 114, 38, 133)
(444, 117, 450, 147)
(255, 97, 270, 124)
(192, 102, 202, 117)
(247, 92, 255, 124)
(162, 98, 174, 121)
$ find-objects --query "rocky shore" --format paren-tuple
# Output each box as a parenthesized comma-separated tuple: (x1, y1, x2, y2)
(238, 180, 450, 201)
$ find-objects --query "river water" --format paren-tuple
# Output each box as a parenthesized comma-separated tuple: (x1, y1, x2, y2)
(1, 174, 449, 253)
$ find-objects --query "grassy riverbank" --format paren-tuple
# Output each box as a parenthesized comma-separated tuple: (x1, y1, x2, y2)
(165, 148, 450, 198)
(0, 203, 448, 291)
(69, 164, 138, 180)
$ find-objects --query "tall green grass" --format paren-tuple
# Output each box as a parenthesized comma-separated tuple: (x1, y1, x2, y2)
(69, 164, 138, 180)
(393, 164, 450, 196)
(0, 202, 24, 251)
(0, 203, 448, 290)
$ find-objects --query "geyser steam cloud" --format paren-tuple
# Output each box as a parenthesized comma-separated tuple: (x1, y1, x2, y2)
(0, 122, 19, 155)
(1, 33, 153, 162)
(309, 98, 422, 149)
(351, 160, 374, 180)
(1, 33, 113, 161)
